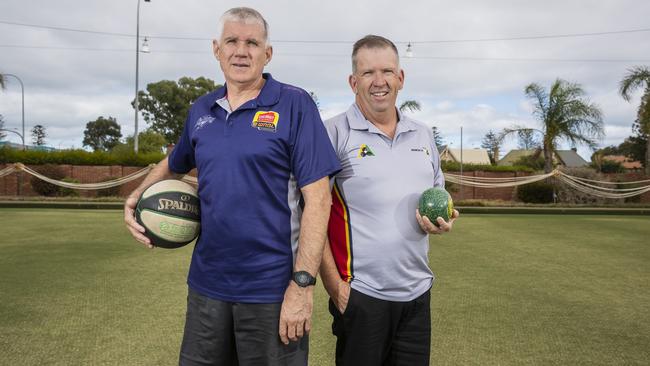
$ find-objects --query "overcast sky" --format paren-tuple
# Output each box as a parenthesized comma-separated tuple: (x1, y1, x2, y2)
(2, 0, 650, 160)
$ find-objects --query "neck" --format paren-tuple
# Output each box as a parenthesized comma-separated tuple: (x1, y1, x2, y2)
(356, 100, 399, 139)
(226, 76, 266, 111)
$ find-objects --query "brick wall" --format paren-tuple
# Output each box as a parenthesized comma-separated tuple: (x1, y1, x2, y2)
(1, 164, 648, 202)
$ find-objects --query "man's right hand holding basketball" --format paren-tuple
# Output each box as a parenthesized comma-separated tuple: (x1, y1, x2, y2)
(124, 192, 153, 248)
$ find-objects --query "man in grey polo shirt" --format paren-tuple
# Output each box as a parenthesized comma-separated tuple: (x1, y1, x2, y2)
(319, 35, 459, 366)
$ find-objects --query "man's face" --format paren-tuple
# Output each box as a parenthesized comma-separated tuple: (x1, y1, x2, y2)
(213, 20, 272, 86)
(349, 47, 404, 116)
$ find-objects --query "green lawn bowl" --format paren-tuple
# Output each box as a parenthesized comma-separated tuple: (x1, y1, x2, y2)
(418, 187, 454, 227)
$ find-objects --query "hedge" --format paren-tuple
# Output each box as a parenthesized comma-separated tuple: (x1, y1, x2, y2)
(0, 147, 164, 167)
(441, 161, 534, 172)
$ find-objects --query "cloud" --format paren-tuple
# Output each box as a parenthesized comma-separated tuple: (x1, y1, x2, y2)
(2, 0, 650, 152)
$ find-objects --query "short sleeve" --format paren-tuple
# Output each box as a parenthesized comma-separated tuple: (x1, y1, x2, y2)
(289, 94, 342, 188)
(168, 112, 196, 174)
(427, 127, 445, 188)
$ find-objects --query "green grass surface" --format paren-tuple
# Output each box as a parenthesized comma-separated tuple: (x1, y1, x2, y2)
(0, 209, 648, 365)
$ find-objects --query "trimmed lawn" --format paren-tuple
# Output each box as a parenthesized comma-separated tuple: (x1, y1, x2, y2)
(0, 209, 648, 365)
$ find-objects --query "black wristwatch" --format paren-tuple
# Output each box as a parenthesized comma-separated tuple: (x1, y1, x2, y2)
(292, 271, 317, 287)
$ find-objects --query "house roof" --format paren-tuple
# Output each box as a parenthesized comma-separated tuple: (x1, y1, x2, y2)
(603, 155, 643, 169)
(497, 149, 537, 166)
(445, 148, 491, 165)
(555, 150, 588, 167)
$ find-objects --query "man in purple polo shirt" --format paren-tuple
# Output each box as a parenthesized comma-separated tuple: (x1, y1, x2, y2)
(124, 7, 340, 366)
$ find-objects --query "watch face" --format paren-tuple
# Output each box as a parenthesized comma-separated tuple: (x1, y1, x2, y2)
(294, 271, 314, 287)
(296, 272, 309, 285)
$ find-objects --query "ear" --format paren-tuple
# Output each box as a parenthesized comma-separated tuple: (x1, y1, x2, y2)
(397, 69, 405, 91)
(264, 45, 273, 65)
(349, 74, 358, 94)
(212, 39, 220, 60)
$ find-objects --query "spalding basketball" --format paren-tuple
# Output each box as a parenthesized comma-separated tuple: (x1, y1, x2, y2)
(135, 179, 200, 249)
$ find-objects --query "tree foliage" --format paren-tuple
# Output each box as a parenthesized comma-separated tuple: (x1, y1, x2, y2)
(517, 129, 539, 149)
(0, 114, 6, 140)
(31, 124, 47, 146)
(136, 76, 220, 144)
(619, 65, 650, 174)
(83, 116, 122, 151)
(481, 130, 501, 164)
(399, 100, 421, 113)
(431, 126, 444, 147)
(503, 79, 604, 173)
(113, 129, 167, 155)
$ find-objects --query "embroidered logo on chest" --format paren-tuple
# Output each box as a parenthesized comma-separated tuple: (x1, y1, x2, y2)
(410, 147, 430, 156)
(252, 111, 279, 133)
(357, 144, 375, 158)
(194, 115, 215, 131)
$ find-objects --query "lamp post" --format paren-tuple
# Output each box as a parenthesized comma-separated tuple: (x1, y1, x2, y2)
(1, 73, 25, 150)
(134, 0, 151, 154)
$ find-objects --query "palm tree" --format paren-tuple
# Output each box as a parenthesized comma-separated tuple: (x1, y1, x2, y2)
(502, 79, 604, 173)
(399, 100, 421, 113)
(619, 66, 650, 175)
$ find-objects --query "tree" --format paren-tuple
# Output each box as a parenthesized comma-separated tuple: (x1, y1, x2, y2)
(481, 130, 501, 164)
(31, 124, 46, 146)
(112, 129, 167, 155)
(136, 76, 220, 143)
(619, 66, 650, 174)
(399, 100, 421, 113)
(309, 91, 320, 110)
(517, 129, 539, 149)
(0, 114, 6, 140)
(502, 79, 604, 173)
(0, 74, 5, 89)
(82, 116, 122, 151)
(431, 126, 444, 147)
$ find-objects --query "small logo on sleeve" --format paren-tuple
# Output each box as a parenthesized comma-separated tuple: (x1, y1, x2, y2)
(357, 144, 375, 158)
(252, 111, 279, 132)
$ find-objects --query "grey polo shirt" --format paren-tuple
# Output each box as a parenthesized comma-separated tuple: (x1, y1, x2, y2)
(325, 103, 445, 301)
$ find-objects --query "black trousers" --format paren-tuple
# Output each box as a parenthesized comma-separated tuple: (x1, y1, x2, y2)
(179, 288, 308, 366)
(329, 288, 431, 366)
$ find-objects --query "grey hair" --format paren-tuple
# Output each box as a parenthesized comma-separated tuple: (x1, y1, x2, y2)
(351, 35, 399, 73)
(217, 7, 271, 45)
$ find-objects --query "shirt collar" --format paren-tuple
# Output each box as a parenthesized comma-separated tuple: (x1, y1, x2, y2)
(213, 73, 281, 109)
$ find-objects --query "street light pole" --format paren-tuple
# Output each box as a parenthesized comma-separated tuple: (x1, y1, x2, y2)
(2, 73, 25, 150)
(134, 0, 150, 154)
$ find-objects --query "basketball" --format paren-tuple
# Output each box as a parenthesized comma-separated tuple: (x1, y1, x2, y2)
(135, 179, 200, 249)
(418, 187, 454, 227)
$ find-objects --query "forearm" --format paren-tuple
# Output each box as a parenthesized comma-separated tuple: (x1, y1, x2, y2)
(294, 177, 331, 276)
(128, 157, 182, 198)
(319, 239, 343, 299)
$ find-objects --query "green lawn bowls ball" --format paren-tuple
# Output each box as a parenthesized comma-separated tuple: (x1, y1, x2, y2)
(418, 187, 454, 227)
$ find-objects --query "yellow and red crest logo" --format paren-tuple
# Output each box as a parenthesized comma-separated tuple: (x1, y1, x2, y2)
(252, 111, 279, 132)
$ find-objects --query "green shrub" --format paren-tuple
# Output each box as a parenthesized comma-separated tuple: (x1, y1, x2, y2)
(442, 161, 533, 172)
(598, 160, 625, 173)
(96, 177, 122, 197)
(516, 181, 554, 203)
(30, 164, 66, 196)
(60, 177, 80, 197)
(0, 146, 163, 166)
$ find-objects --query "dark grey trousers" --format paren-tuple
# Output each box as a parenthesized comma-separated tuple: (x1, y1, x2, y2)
(179, 288, 308, 366)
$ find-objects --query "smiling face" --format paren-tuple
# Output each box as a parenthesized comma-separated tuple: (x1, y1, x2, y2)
(213, 20, 272, 88)
(349, 46, 404, 119)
